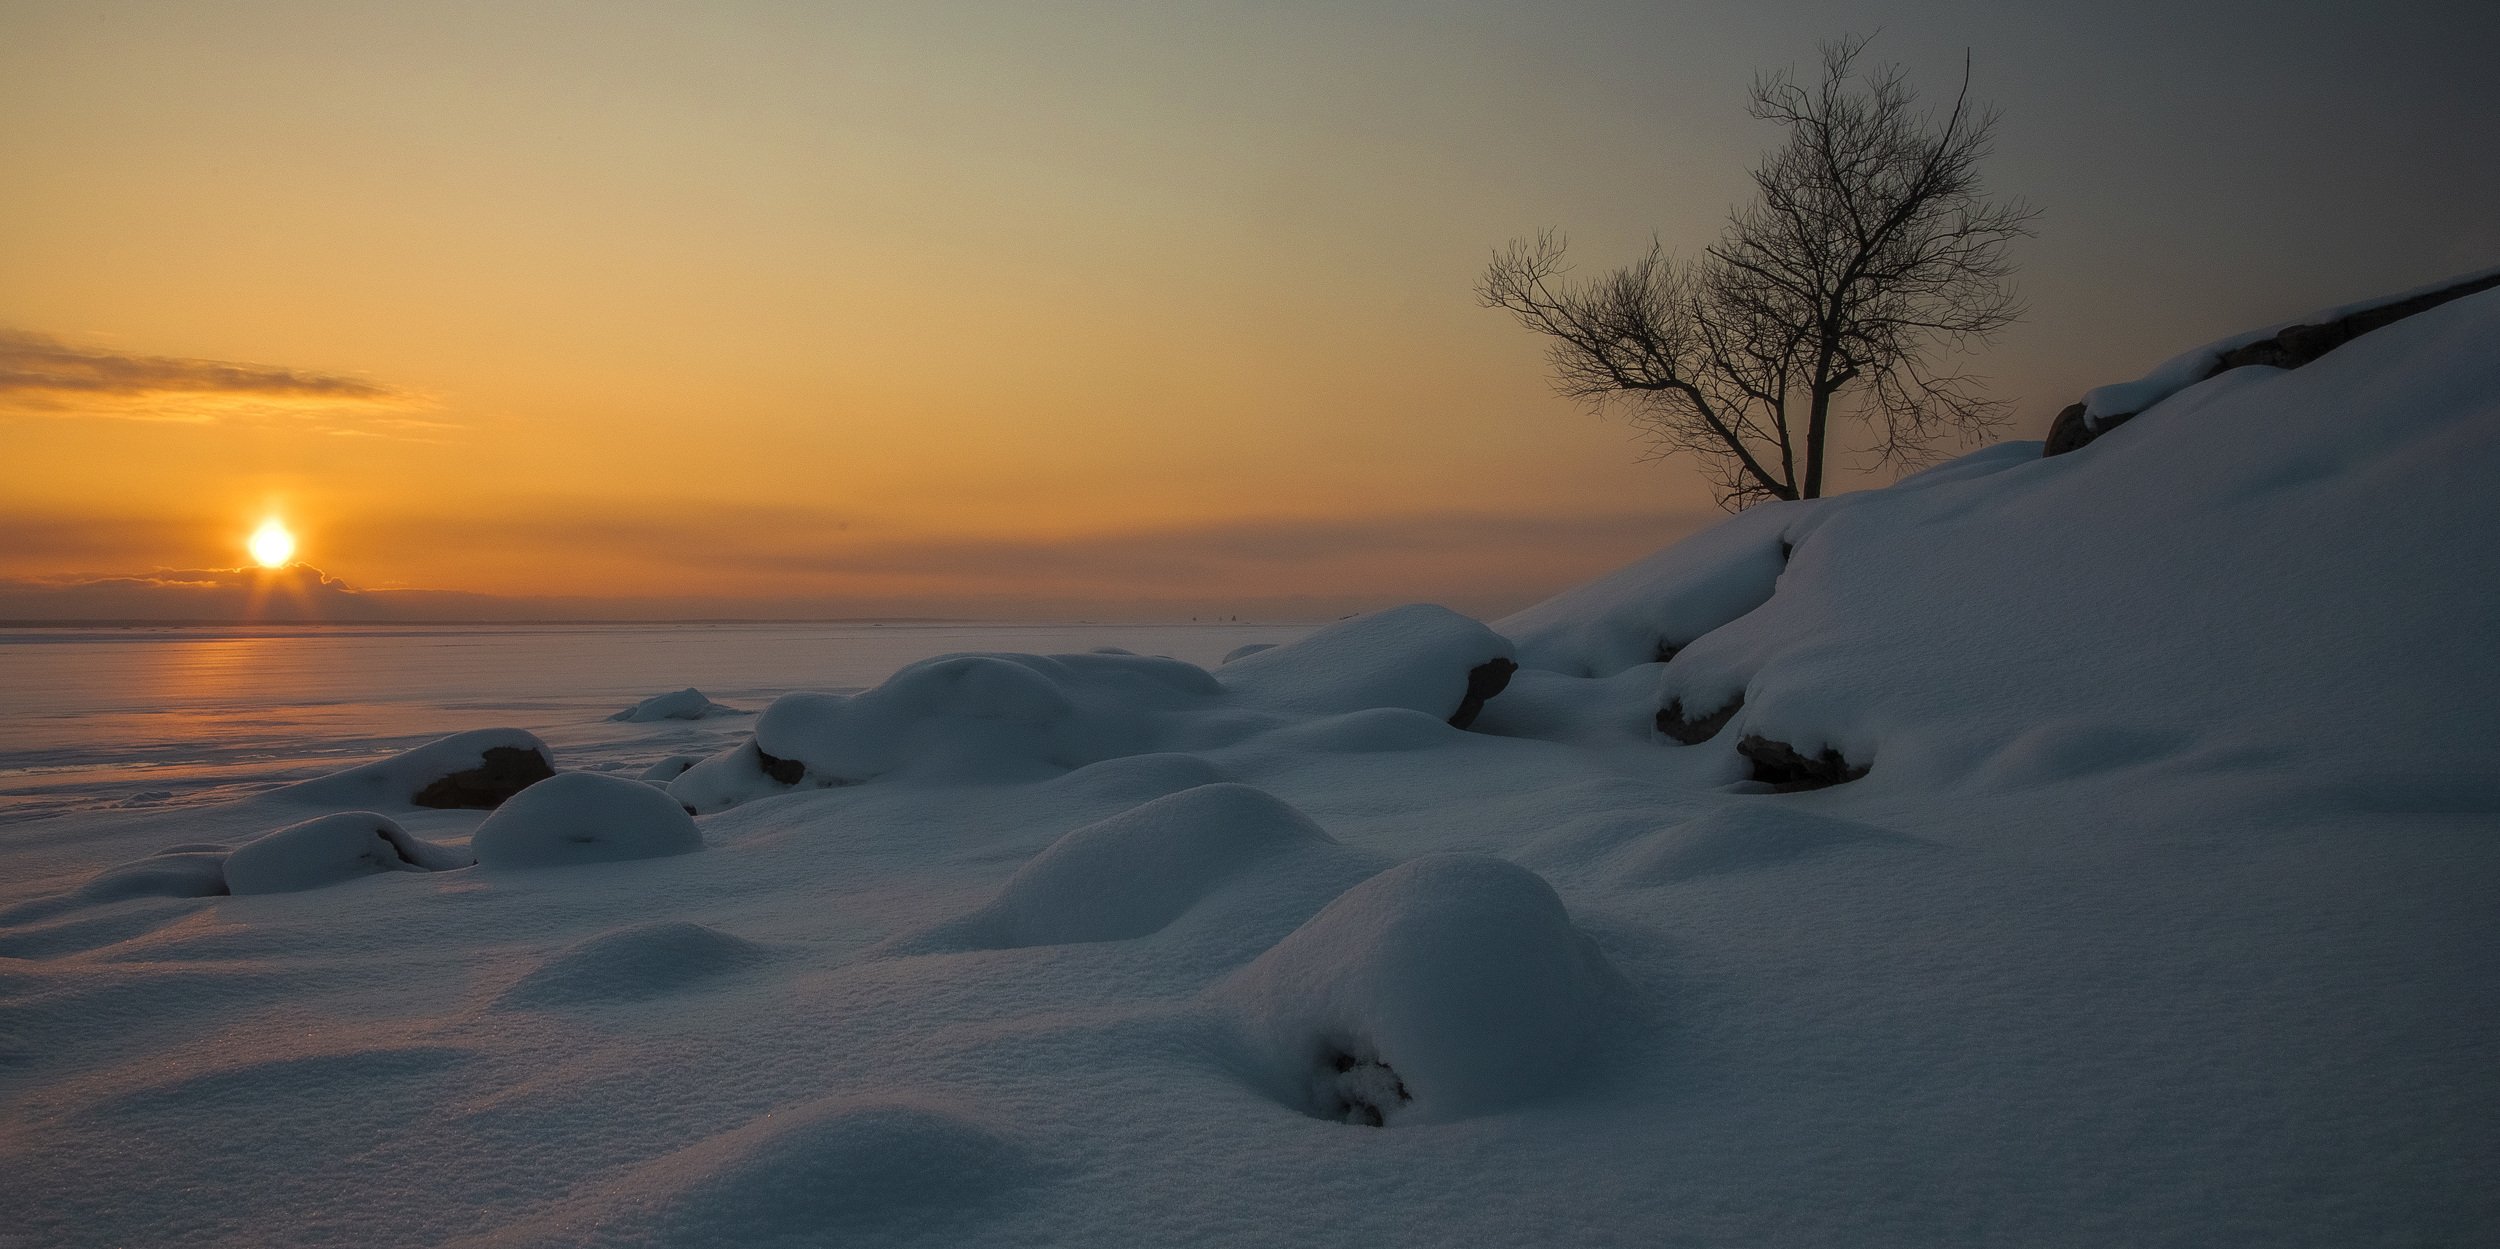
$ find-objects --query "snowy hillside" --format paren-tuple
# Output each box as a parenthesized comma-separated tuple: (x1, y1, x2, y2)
(3, 278, 2495, 1247)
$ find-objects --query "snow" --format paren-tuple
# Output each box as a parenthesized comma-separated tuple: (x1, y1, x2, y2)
(223, 811, 468, 894)
(1215, 853, 1618, 1126)
(274, 727, 551, 808)
(1216, 603, 1513, 718)
(924, 782, 1338, 950)
(469, 771, 705, 869)
(609, 687, 745, 722)
(3, 283, 2497, 1246)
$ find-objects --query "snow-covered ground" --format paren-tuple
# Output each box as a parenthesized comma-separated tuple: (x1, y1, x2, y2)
(4, 283, 2496, 1247)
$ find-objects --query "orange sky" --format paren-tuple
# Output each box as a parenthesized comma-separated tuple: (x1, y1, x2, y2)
(4, 2, 2493, 619)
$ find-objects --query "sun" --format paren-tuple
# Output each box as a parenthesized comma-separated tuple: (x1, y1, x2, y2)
(248, 518, 297, 568)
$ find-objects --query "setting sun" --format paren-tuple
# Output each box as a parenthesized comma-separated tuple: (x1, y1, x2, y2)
(248, 519, 296, 568)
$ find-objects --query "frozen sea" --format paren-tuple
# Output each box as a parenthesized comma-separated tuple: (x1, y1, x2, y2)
(0, 622, 1311, 821)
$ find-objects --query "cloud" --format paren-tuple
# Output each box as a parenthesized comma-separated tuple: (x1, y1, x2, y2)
(0, 329, 437, 432)
(0, 565, 515, 624)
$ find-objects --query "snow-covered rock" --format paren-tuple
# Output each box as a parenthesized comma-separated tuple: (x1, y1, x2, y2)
(2058, 263, 2500, 444)
(470, 772, 704, 869)
(636, 753, 706, 785)
(277, 729, 554, 810)
(1217, 604, 1516, 724)
(1216, 854, 1617, 1125)
(671, 650, 1228, 810)
(223, 812, 469, 895)
(608, 688, 743, 722)
(1498, 500, 1797, 678)
(75, 847, 231, 903)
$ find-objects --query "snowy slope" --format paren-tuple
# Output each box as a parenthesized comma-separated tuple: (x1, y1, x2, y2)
(2, 282, 2495, 1247)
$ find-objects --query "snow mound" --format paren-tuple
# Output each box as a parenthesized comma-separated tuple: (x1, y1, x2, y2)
(73, 847, 231, 904)
(1613, 806, 1919, 884)
(1218, 604, 1516, 723)
(608, 687, 744, 722)
(223, 812, 469, 895)
(277, 728, 554, 810)
(1221, 642, 1276, 663)
(1978, 719, 2195, 788)
(470, 772, 704, 869)
(1043, 751, 1230, 806)
(1216, 853, 1615, 1125)
(1497, 500, 1797, 677)
(944, 783, 1336, 949)
(496, 920, 768, 1008)
(635, 753, 706, 785)
(480, 1096, 1039, 1245)
(672, 650, 1226, 810)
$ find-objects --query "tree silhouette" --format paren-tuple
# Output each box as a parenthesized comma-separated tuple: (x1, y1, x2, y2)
(1480, 37, 2038, 507)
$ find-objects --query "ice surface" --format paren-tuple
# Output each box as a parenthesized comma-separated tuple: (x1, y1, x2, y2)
(469, 771, 705, 869)
(3, 286, 2498, 1246)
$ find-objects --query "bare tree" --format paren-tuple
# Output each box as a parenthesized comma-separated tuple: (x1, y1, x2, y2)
(1479, 36, 2038, 507)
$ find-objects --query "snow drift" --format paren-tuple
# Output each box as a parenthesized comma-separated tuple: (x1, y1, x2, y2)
(470, 772, 705, 869)
(936, 783, 1337, 950)
(1218, 854, 1618, 1125)
(223, 812, 468, 894)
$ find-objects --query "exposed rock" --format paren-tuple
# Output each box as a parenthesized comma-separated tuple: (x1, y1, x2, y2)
(752, 741, 807, 786)
(1325, 1048, 1412, 1127)
(410, 745, 555, 809)
(1653, 639, 1682, 665)
(1736, 733, 1868, 792)
(2043, 269, 2500, 457)
(1656, 694, 1743, 745)
(1447, 657, 1518, 730)
(2212, 269, 2500, 372)
(2041, 402, 2096, 456)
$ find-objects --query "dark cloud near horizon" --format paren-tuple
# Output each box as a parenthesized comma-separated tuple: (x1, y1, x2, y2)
(0, 328, 404, 405)
(0, 564, 511, 623)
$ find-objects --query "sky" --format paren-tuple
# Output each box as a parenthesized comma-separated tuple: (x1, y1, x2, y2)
(3, 0, 2495, 621)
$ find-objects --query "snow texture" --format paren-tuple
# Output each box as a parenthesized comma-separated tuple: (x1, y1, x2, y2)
(940, 783, 1336, 949)
(470, 771, 705, 869)
(223, 811, 468, 894)
(1217, 603, 1513, 718)
(1217, 853, 1616, 1125)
